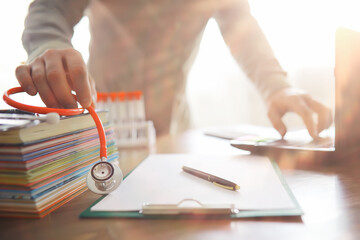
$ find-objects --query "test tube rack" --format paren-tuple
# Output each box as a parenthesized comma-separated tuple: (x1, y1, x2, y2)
(96, 91, 156, 148)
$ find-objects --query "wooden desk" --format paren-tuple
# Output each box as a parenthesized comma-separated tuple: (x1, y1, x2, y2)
(1, 129, 359, 240)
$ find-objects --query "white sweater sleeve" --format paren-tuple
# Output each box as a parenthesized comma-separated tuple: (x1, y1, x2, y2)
(215, 0, 291, 101)
(22, 0, 90, 63)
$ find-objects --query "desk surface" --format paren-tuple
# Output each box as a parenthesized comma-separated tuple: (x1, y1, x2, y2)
(1, 129, 360, 240)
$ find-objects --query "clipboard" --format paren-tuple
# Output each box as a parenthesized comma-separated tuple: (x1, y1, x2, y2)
(80, 154, 303, 219)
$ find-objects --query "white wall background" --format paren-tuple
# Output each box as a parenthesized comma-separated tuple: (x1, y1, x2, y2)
(1, 0, 360, 130)
(0, 1, 28, 108)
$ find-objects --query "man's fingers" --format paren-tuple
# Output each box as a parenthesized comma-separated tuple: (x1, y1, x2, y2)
(286, 96, 317, 138)
(30, 58, 61, 108)
(43, 50, 77, 109)
(267, 88, 332, 140)
(64, 50, 91, 108)
(304, 96, 333, 132)
(267, 108, 287, 137)
(15, 65, 37, 95)
(15, 48, 91, 110)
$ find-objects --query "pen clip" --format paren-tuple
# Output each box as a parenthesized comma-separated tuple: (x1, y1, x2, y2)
(212, 182, 235, 190)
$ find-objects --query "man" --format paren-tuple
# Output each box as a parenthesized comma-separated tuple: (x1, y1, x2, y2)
(15, 0, 332, 137)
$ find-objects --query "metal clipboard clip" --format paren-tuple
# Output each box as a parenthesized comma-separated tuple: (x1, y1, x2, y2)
(140, 198, 239, 216)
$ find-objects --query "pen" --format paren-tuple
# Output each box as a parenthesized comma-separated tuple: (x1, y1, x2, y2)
(182, 166, 240, 191)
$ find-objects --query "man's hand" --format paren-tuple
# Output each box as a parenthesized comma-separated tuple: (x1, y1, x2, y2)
(267, 88, 333, 139)
(15, 48, 96, 109)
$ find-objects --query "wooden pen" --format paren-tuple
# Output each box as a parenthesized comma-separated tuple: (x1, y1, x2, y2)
(182, 166, 240, 191)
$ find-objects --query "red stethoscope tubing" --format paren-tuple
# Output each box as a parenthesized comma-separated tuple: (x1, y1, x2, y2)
(3, 87, 107, 159)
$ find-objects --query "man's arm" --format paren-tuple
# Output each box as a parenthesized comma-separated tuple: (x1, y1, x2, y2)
(214, 0, 332, 138)
(23, 0, 89, 62)
(16, 0, 95, 109)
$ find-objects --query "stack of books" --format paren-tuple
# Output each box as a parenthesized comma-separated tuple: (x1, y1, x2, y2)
(0, 111, 119, 218)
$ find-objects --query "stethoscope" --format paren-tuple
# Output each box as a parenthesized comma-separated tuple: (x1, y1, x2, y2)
(3, 87, 123, 194)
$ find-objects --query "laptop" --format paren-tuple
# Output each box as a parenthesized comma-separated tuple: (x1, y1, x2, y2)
(206, 27, 360, 158)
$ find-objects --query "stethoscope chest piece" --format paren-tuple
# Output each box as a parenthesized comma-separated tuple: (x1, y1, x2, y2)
(86, 161, 123, 194)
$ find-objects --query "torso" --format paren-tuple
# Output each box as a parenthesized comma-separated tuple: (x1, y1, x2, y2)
(87, 0, 218, 134)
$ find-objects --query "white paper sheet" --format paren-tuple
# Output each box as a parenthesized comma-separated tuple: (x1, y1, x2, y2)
(91, 154, 296, 212)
